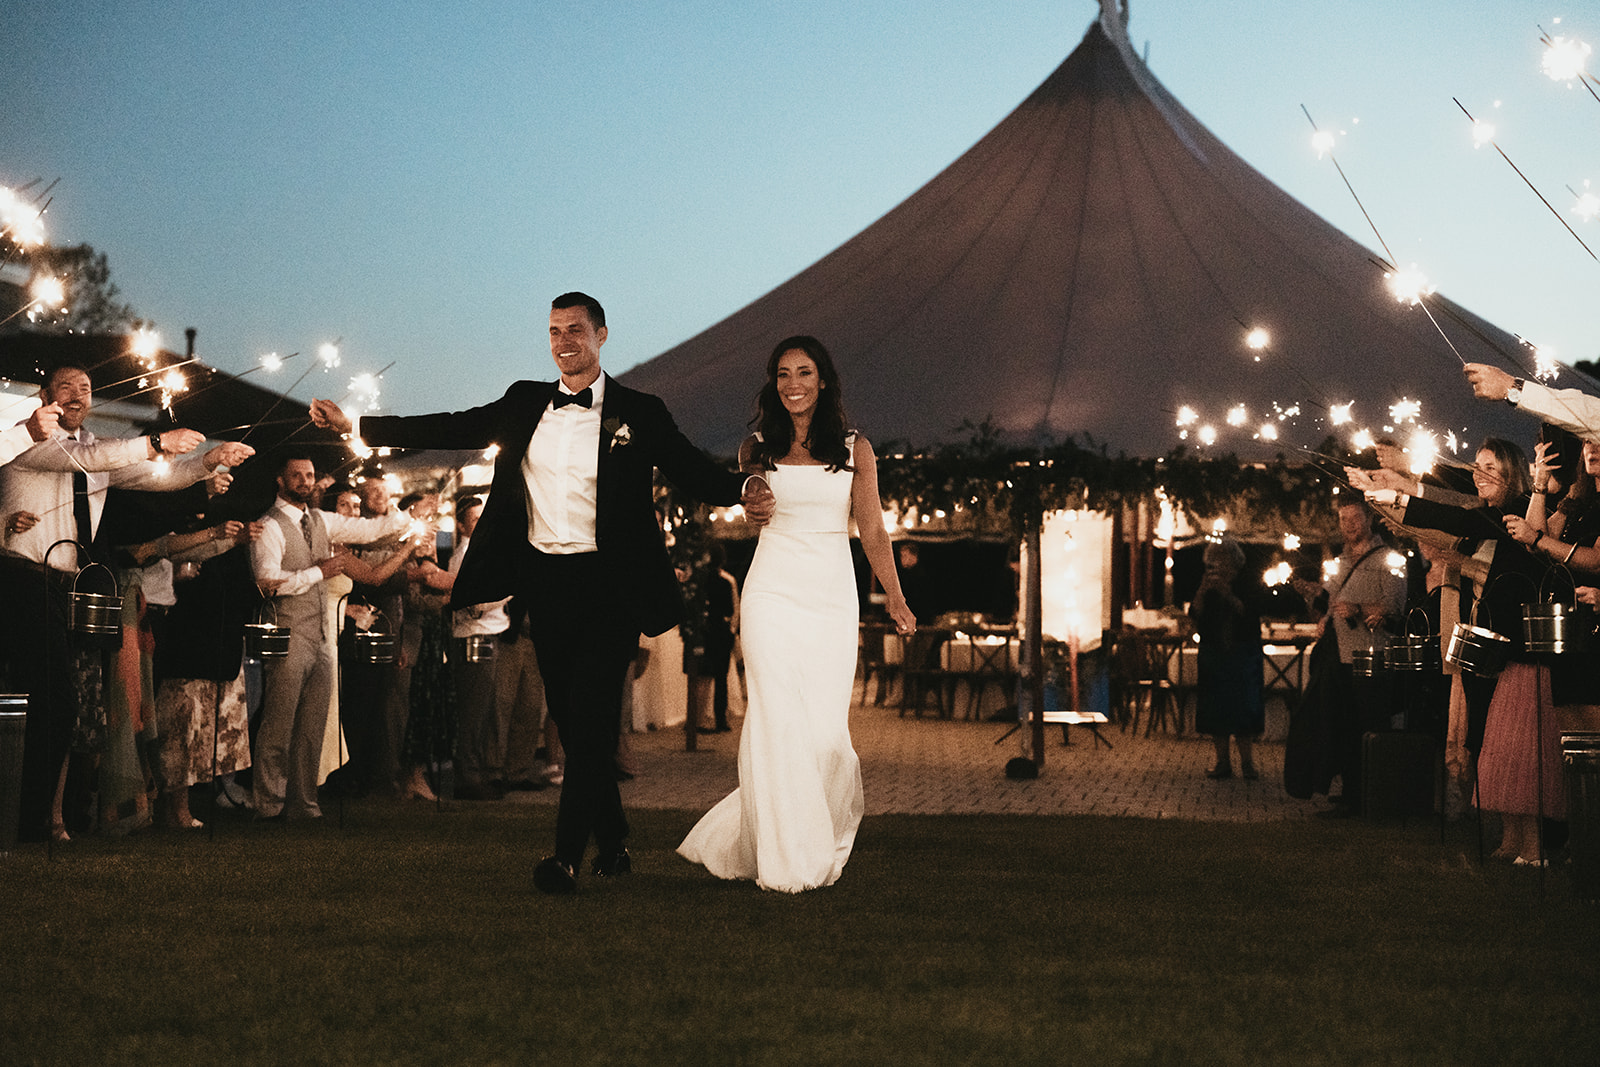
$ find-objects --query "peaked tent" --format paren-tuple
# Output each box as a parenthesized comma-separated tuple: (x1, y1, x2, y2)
(620, 1, 1528, 459)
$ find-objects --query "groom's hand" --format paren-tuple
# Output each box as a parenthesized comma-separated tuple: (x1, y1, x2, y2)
(310, 399, 353, 435)
(741, 475, 775, 528)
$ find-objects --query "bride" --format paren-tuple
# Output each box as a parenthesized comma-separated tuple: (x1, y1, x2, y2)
(678, 335, 916, 892)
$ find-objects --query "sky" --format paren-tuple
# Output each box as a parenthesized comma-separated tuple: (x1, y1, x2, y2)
(3, 0, 1598, 425)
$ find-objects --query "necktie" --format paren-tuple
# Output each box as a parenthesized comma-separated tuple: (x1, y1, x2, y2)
(71, 435, 93, 563)
(552, 387, 592, 410)
(300, 510, 315, 551)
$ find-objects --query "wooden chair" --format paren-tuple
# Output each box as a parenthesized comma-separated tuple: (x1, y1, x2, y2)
(1116, 629, 1183, 736)
(948, 629, 1018, 721)
(856, 622, 898, 706)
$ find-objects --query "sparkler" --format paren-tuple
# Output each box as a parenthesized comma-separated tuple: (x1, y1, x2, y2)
(1454, 97, 1597, 261)
(0, 272, 67, 328)
(239, 340, 341, 442)
(1575, 183, 1600, 223)
(1539, 27, 1600, 105)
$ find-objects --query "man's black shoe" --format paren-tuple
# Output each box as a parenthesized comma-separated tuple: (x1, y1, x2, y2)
(533, 857, 578, 894)
(592, 848, 632, 878)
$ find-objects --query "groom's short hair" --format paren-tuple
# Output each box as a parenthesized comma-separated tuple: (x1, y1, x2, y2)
(552, 291, 605, 330)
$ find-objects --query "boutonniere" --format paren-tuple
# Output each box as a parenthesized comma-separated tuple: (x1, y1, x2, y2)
(603, 418, 633, 452)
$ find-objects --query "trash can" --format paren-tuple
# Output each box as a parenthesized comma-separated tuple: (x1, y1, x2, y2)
(1562, 732, 1600, 903)
(0, 695, 27, 854)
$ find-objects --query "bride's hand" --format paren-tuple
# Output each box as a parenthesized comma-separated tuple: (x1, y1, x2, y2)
(889, 597, 916, 637)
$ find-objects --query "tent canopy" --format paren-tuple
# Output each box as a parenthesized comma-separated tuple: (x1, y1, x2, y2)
(620, 3, 1528, 460)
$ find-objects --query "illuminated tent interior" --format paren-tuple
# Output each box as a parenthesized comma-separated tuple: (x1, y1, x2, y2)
(620, 0, 1529, 461)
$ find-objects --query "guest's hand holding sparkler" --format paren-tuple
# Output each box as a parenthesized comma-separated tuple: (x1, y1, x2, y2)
(308, 399, 352, 436)
(153, 428, 205, 457)
(1464, 363, 1515, 401)
(203, 441, 255, 470)
(24, 402, 61, 442)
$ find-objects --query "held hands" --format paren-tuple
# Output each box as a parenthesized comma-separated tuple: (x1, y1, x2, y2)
(741, 475, 775, 527)
(25, 403, 61, 442)
(309, 399, 353, 435)
(1463, 363, 1515, 401)
(888, 596, 916, 637)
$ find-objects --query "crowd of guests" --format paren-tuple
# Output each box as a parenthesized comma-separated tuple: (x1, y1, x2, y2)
(1189, 362, 1600, 867)
(0, 361, 562, 845)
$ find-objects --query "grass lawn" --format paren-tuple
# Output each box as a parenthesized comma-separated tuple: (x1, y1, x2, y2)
(3, 802, 1598, 1066)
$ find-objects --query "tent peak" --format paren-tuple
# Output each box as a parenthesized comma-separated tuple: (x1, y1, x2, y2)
(1097, 0, 1130, 45)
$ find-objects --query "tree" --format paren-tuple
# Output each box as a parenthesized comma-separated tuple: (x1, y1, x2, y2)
(18, 243, 140, 333)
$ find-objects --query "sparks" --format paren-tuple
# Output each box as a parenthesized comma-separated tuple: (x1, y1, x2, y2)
(1264, 561, 1292, 588)
(1471, 119, 1496, 149)
(1311, 130, 1336, 158)
(318, 342, 341, 370)
(1323, 558, 1341, 581)
(1388, 398, 1422, 424)
(1245, 326, 1271, 351)
(1542, 36, 1592, 82)
(260, 352, 284, 372)
(1258, 423, 1279, 441)
(1577, 189, 1600, 223)
(1406, 430, 1438, 475)
(1386, 550, 1408, 577)
(1330, 402, 1354, 426)
(348, 372, 381, 412)
(1175, 405, 1198, 428)
(1283, 533, 1301, 551)
(130, 326, 161, 363)
(0, 186, 47, 248)
(1198, 425, 1218, 447)
(1227, 404, 1248, 427)
(28, 274, 64, 310)
(1533, 345, 1560, 381)
(1384, 265, 1436, 306)
(1351, 429, 1376, 452)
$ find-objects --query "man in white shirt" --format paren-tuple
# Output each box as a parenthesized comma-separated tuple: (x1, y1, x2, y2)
(1465, 363, 1600, 441)
(0, 400, 61, 467)
(0, 362, 252, 843)
(249, 455, 408, 820)
(310, 292, 774, 892)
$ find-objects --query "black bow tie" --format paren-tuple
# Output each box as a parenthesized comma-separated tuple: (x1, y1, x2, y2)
(552, 387, 593, 410)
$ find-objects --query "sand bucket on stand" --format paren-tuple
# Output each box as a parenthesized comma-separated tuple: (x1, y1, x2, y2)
(464, 633, 497, 664)
(1444, 575, 1517, 678)
(1524, 566, 1576, 655)
(1351, 636, 1383, 678)
(244, 602, 291, 661)
(1385, 607, 1440, 672)
(353, 610, 396, 665)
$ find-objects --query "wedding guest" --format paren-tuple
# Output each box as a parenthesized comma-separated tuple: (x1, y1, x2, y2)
(1189, 536, 1264, 780)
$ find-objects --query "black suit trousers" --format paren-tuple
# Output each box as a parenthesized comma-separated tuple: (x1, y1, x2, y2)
(518, 546, 640, 865)
(0, 560, 80, 842)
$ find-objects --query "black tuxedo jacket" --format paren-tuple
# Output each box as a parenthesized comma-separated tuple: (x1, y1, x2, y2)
(360, 375, 745, 637)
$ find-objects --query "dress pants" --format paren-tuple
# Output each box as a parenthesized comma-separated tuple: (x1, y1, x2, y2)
(494, 628, 549, 783)
(253, 630, 333, 818)
(519, 548, 638, 867)
(0, 561, 79, 842)
(451, 634, 504, 787)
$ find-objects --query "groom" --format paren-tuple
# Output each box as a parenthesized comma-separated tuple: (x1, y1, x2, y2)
(311, 292, 771, 893)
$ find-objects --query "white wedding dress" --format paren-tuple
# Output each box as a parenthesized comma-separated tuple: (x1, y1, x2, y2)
(678, 458, 864, 892)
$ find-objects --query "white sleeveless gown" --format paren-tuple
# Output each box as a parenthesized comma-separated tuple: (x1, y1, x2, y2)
(678, 461, 864, 892)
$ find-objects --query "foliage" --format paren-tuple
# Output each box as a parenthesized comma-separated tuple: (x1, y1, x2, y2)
(874, 418, 1337, 538)
(17, 242, 140, 333)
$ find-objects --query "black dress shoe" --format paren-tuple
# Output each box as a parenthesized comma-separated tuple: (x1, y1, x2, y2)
(592, 848, 632, 878)
(533, 857, 578, 894)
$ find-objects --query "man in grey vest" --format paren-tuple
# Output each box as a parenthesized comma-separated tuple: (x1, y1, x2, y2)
(250, 455, 409, 820)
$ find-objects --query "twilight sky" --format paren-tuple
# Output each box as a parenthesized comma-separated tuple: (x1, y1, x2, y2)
(3, 0, 1596, 425)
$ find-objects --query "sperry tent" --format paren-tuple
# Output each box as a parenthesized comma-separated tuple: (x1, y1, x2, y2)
(620, 0, 1527, 459)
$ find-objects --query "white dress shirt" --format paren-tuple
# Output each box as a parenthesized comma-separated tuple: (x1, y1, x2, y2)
(251, 499, 409, 597)
(0, 421, 38, 467)
(523, 374, 604, 554)
(1515, 380, 1600, 443)
(0, 428, 210, 568)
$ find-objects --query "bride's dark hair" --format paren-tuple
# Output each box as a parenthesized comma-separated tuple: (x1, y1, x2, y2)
(749, 335, 853, 472)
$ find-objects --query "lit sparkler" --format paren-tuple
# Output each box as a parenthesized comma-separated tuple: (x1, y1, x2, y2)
(1471, 119, 1496, 149)
(1310, 130, 1336, 158)
(1197, 425, 1217, 447)
(130, 326, 161, 363)
(0, 185, 48, 249)
(1406, 429, 1438, 475)
(1456, 97, 1598, 261)
(347, 372, 381, 412)
(1330, 402, 1354, 426)
(261, 352, 285, 372)
(1283, 533, 1301, 551)
(1388, 397, 1421, 424)
(1542, 35, 1592, 83)
(1351, 429, 1376, 452)
(1384, 265, 1435, 306)
(1226, 404, 1248, 427)
(1258, 423, 1279, 441)
(1323, 559, 1341, 581)
(1265, 561, 1292, 587)
(1576, 184, 1600, 223)
(1245, 326, 1271, 351)
(1175, 405, 1198, 427)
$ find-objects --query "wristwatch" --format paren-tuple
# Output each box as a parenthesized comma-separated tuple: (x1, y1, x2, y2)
(1505, 378, 1525, 406)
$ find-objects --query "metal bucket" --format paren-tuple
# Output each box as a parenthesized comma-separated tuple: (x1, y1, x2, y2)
(244, 622, 291, 659)
(1443, 621, 1512, 677)
(353, 610, 396, 665)
(1524, 600, 1572, 654)
(1351, 646, 1381, 678)
(68, 563, 121, 636)
(1386, 607, 1438, 672)
(1525, 567, 1576, 655)
(464, 633, 497, 663)
(0, 696, 27, 854)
